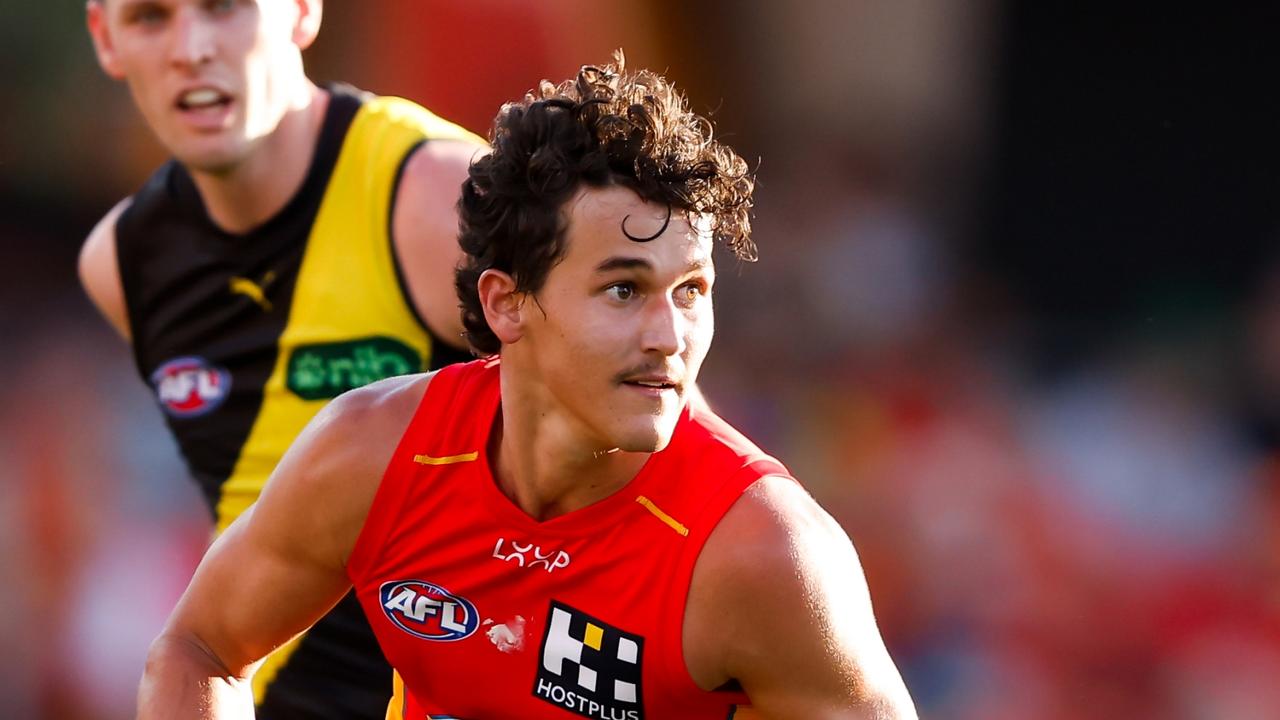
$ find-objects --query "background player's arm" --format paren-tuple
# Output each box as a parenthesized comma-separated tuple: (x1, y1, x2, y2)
(392, 137, 489, 349)
(687, 476, 918, 720)
(78, 198, 132, 340)
(137, 376, 424, 719)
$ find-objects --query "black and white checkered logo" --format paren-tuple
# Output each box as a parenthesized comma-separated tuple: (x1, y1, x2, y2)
(533, 600, 644, 720)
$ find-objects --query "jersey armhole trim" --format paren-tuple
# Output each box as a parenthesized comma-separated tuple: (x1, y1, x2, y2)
(112, 194, 156, 379)
(386, 139, 434, 338)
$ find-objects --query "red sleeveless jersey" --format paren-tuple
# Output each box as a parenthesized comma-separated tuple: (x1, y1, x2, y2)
(348, 358, 790, 720)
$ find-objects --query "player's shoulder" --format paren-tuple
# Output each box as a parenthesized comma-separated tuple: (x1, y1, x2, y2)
(695, 473, 863, 637)
(319, 371, 437, 442)
(398, 125, 488, 202)
(82, 196, 130, 256)
(364, 93, 487, 193)
(712, 475, 847, 575)
(255, 372, 439, 538)
(359, 91, 487, 147)
(79, 197, 134, 339)
(685, 475, 856, 686)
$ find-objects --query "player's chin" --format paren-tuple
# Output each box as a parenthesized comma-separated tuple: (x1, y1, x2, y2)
(172, 137, 250, 174)
(612, 415, 680, 454)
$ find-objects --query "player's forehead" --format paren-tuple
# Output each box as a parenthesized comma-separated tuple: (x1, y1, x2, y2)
(560, 186, 714, 275)
(101, 0, 181, 9)
(102, 0, 284, 12)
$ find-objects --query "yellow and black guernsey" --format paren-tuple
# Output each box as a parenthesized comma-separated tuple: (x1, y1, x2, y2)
(115, 85, 479, 719)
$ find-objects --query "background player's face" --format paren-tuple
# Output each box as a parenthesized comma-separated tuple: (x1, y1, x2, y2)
(87, 0, 319, 173)
(518, 185, 716, 453)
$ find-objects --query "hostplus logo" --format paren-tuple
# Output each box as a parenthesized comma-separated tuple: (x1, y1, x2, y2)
(286, 336, 421, 400)
(533, 601, 644, 720)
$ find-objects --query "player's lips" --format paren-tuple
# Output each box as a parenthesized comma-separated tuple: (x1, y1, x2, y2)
(618, 374, 682, 397)
(173, 85, 234, 129)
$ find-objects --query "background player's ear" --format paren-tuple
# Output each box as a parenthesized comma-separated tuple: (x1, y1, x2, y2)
(476, 269, 525, 346)
(292, 0, 322, 50)
(86, 0, 125, 80)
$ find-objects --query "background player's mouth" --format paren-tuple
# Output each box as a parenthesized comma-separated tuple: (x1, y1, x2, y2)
(176, 88, 232, 110)
(174, 89, 234, 130)
(176, 88, 232, 116)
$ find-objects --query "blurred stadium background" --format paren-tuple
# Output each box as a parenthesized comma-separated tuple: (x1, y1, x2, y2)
(3, 2, 1280, 717)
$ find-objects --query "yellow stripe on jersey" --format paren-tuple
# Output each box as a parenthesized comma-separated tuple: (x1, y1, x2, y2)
(413, 451, 479, 466)
(635, 495, 690, 537)
(215, 97, 480, 532)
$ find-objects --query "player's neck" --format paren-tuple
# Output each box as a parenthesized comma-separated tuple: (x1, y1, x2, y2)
(187, 82, 328, 235)
(490, 366, 651, 522)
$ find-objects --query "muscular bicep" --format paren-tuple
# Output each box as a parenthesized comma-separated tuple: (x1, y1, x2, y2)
(157, 382, 406, 674)
(161, 419, 364, 673)
(169, 503, 351, 675)
(689, 476, 917, 719)
(79, 198, 131, 340)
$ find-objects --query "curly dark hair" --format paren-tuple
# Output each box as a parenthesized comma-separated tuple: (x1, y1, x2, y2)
(455, 51, 757, 356)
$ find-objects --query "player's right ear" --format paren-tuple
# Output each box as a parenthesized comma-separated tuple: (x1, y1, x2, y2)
(476, 269, 525, 346)
(86, 0, 125, 80)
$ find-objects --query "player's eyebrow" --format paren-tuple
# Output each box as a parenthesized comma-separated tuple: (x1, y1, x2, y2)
(595, 257, 653, 274)
(593, 256, 712, 277)
(117, 0, 163, 19)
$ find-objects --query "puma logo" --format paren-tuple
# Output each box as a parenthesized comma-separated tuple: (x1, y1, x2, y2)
(229, 271, 277, 312)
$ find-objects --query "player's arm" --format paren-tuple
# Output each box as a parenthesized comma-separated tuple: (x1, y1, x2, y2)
(79, 198, 132, 340)
(687, 476, 918, 720)
(392, 137, 489, 349)
(137, 375, 425, 719)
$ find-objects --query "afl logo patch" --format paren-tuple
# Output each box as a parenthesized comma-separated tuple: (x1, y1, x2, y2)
(150, 357, 231, 418)
(380, 580, 479, 642)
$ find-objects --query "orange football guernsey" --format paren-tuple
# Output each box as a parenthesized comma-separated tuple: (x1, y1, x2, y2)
(348, 358, 791, 719)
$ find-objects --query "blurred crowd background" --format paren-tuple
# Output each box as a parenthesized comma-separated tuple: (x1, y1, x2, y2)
(3, 2, 1280, 718)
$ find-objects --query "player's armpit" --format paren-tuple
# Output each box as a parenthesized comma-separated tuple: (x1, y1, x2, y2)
(392, 137, 490, 348)
(137, 374, 429, 719)
(686, 476, 918, 720)
(79, 198, 132, 340)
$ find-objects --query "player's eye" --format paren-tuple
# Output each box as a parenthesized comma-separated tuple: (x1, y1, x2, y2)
(206, 0, 235, 14)
(127, 3, 168, 25)
(674, 282, 705, 308)
(604, 283, 636, 302)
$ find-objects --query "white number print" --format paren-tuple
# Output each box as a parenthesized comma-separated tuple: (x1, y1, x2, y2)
(492, 538, 571, 573)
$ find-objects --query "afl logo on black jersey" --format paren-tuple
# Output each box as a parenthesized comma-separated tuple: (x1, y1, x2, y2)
(150, 356, 231, 418)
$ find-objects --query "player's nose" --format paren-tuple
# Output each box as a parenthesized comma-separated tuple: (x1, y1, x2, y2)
(639, 296, 686, 357)
(168, 8, 215, 69)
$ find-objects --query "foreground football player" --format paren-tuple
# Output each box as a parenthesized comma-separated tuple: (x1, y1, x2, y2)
(137, 55, 918, 719)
